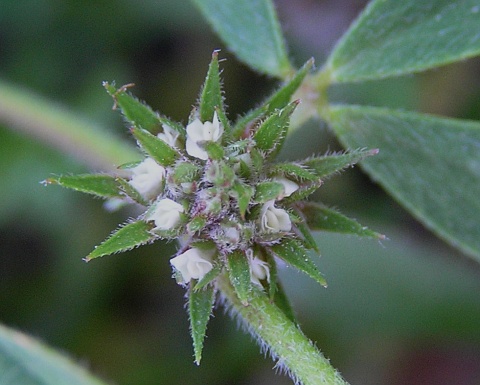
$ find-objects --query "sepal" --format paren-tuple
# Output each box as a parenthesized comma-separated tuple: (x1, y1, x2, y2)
(44, 174, 123, 199)
(266, 238, 327, 288)
(188, 284, 216, 365)
(131, 127, 180, 166)
(304, 148, 378, 179)
(227, 250, 252, 305)
(297, 202, 385, 239)
(85, 220, 155, 262)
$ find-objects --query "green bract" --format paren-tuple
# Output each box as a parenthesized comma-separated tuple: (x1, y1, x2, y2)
(47, 51, 381, 365)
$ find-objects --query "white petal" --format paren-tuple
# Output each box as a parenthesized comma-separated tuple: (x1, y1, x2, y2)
(128, 158, 165, 199)
(185, 137, 208, 160)
(147, 198, 184, 230)
(157, 124, 180, 148)
(273, 177, 299, 199)
(248, 252, 270, 286)
(170, 247, 214, 283)
(260, 200, 292, 233)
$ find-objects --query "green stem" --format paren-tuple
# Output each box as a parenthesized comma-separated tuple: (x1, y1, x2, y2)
(218, 276, 349, 385)
(0, 79, 140, 171)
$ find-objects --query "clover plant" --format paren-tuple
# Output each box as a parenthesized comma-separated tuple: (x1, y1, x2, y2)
(1, 1, 480, 385)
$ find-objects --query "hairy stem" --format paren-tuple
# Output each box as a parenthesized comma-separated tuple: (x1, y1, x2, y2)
(218, 275, 349, 385)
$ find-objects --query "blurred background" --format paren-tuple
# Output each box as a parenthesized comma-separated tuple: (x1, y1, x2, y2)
(1, 1, 480, 384)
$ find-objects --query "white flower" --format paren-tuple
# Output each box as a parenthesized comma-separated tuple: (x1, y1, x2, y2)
(157, 124, 181, 148)
(128, 158, 165, 200)
(272, 177, 299, 199)
(170, 247, 214, 283)
(260, 200, 292, 233)
(147, 198, 184, 230)
(185, 112, 223, 160)
(247, 250, 270, 286)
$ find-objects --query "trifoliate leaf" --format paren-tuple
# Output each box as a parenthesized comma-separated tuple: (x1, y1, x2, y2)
(267, 239, 327, 288)
(227, 250, 252, 305)
(199, 51, 224, 124)
(189, 284, 215, 365)
(131, 127, 179, 166)
(253, 181, 284, 203)
(327, 105, 480, 260)
(298, 201, 385, 240)
(303, 148, 378, 179)
(191, 0, 292, 77)
(85, 220, 155, 261)
(44, 174, 123, 199)
(253, 101, 298, 157)
(233, 59, 313, 139)
(325, 0, 480, 82)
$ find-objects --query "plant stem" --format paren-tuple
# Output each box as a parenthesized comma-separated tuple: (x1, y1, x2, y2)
(0, 79, 140, 171)
(218, 275, 349, 385)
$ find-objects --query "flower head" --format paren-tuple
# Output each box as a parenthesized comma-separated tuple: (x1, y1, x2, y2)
(170, 247, 214, 283)
(147, 198, 184, 231)
(260, 200, 292, 233)
(186, 112, 223, 160)
(128, 157, 165, 200)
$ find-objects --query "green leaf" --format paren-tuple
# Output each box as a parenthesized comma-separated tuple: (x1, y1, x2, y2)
(44, 174, 123, 199)
(171, 162, 201, 184)
(0, 323, 108, 385)
(253, 101, 298, 157)
(267, 239, 327, 287)
(292, 216, 319, 252)
(115, 177, 148, 206)
(189, 284, 215, 365)
(269, 162, 319, 182)
(227, 250, 252, 305)
(303, 148, 377, 179)
(194, 261, 223, 291)
(253, 181, 284, 203)
(326, 105, 480, 261)
(231, 181, 254, 219)
(199, 51, 223, 123)
(232, 59, 313, 139)
(104, 82, 161, 133)
(85, 220, 155, 261)
(298, 201, 384, 240)
(192, 0, 292, 77)
(131, 127, 179, 166)
(187, 216, 208, 234)
(204, 141, 225, 160)
(326, 0, 480, 82)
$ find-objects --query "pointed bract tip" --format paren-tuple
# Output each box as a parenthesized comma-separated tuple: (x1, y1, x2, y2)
(369, 148, 380, 156)
(83, 257, 91, 263)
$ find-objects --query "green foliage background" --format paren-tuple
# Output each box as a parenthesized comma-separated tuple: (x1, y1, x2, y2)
(1, 1, 479, 384)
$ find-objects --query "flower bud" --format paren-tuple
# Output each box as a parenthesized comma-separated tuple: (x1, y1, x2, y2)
(247, 250, 270, 286)
(170, 247, 214, 283)
(128, 158, 166, 200)
(186, 112, 223, 160)
(148, 198, 184, 231)
(260, 200, 292, 233)
(272, 177, 299, 199)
